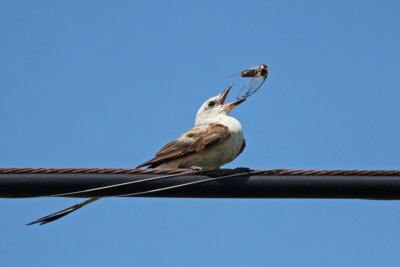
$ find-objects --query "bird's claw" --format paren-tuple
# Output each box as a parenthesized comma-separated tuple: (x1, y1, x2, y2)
(190, 166, 203, 173)
(234, 167, 252, 172)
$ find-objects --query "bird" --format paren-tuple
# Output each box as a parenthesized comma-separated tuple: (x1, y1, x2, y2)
(137, 83, 246, 170)
(27, 84, 246, 225)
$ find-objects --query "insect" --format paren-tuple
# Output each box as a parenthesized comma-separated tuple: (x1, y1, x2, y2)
(236, 64, 268, 100)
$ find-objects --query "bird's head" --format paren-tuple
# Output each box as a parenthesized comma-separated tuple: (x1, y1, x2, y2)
(195, 84, 245, 125)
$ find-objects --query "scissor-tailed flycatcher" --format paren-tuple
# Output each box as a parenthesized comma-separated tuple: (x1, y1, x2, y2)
(137, 83, 246, 170)
(28, 84, 246, 225)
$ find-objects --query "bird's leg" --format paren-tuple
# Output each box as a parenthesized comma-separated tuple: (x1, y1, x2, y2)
(189, 166, 203, 172)
(234, 167, 252, 172)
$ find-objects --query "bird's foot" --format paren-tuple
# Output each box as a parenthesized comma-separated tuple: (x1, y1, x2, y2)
(189, 166, 204, 174)
(234, 167, 252, 172)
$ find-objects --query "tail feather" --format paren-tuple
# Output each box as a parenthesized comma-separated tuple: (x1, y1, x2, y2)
(27, 198, 99, 225)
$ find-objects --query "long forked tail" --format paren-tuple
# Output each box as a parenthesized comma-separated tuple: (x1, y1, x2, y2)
(27, 169, 251, 225)
(26, 170, 196, 225)
(27, 198, 99, 225)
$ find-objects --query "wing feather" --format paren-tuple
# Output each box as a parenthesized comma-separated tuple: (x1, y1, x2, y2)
(137, 123, 230, 168)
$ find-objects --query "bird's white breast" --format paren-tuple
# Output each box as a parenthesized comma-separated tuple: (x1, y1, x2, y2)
(212, 115, 244, 165)
(189, 115, 244, 169)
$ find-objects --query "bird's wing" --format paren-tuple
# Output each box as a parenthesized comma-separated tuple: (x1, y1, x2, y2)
(137, 123, 230, 168)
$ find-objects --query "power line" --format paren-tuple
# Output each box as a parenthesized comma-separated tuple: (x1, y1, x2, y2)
(1, 168, 400, 199)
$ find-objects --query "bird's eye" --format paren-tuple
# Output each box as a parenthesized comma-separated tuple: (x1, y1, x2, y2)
(208, 101, 215, 107)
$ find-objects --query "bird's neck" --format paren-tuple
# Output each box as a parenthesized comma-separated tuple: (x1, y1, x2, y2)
(195, 114, 241, 129)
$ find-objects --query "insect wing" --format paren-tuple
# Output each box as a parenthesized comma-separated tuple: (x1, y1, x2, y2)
(236, 75, 266, 100)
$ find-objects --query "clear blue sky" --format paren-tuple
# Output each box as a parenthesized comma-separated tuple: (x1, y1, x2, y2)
(1, 0, 400, 266)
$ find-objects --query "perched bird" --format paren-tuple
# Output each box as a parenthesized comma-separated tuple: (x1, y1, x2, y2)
(137, 83, 246, 170)
(28, 84, 246, 225)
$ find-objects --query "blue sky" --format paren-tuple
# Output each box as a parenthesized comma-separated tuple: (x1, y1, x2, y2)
(1, 0, 400, 266)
